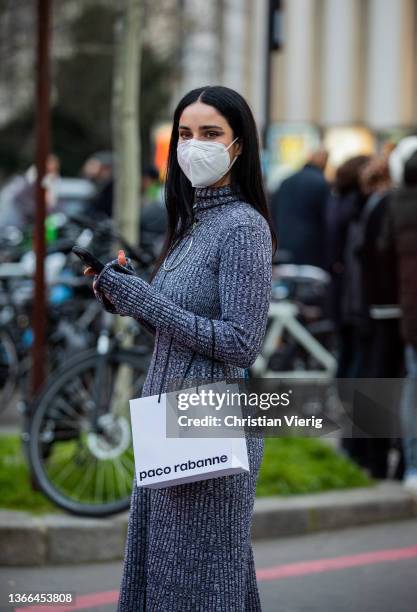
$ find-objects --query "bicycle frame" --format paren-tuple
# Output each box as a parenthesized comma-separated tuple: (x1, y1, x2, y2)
(251, 300, 337, 379)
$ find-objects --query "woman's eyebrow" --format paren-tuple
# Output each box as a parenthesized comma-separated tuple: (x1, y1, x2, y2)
(178, 125, 224, 130)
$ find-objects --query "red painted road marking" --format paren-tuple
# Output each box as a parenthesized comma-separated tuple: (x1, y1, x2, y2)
(256, 544, 417, 581)
(14, 544, 417, 611)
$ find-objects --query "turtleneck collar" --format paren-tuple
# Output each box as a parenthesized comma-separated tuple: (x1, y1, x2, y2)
(193, 184, 242, 213)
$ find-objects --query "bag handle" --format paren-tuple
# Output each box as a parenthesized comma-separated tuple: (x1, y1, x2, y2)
(155, 316, 217, 403)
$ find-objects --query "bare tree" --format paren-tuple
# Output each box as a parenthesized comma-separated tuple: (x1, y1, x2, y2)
(111, 0, 142, 407)
(112, 0, 141, 245)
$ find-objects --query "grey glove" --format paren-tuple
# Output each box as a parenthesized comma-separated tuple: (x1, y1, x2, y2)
(92, 256, 137, 314)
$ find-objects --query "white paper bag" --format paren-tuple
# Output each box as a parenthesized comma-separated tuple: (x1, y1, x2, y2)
(129, 382, 249, 488)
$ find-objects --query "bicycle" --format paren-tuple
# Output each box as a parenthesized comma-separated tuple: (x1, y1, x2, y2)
(250, 264, 340, 424)
(24, 215, 156, 517)
(251, 264, 337, 379)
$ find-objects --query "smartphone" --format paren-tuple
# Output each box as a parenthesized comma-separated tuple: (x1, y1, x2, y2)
(72, 246, 105, 274)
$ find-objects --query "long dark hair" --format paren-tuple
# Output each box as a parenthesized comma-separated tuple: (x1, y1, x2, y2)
(334, 155, 371, 196)
(151, 85, 277, 278)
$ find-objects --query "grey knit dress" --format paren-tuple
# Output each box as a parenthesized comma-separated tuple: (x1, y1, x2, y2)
(93, 184, 272, 611)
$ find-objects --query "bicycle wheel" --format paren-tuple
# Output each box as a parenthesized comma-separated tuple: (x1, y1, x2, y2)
(27, 347, 150, 517)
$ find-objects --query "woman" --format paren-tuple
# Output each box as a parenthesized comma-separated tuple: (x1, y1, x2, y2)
(351, 154, 404, 479)
(85, 86, 276, 611)
(380, 140, 417, 493)
(325, 155, 370, 472)
(325, 154, 371, 366)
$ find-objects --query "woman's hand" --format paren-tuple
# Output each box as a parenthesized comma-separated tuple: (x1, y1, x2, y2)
(84, 250, 127, 291)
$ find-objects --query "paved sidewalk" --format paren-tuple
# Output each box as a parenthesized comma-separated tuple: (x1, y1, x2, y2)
(1, 481, 416, 566)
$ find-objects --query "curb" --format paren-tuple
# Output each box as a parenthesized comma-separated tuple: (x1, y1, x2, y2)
(1, 482, 416, 566)
(252, 481, 417, 539)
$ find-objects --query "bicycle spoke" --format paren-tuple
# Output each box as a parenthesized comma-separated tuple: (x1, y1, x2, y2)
(94, 460, 106, 504)
(113, 457, 131, 498)
(52, 397, 83, 420)
(120, 453, 135, 473)
(71, 458, 97, 502)
(48, 452, 81, 486)
(106, 461, 116, 503)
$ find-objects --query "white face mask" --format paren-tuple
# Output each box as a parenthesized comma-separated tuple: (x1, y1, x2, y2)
(177, 136, 239, 188)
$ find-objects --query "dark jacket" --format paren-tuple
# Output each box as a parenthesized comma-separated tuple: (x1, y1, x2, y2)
(325, 189, 365, 326)
(379, 187, 417, 345)
(270, 164, 329, 268)
(359, 192, 398, 308)
(89, 178, 114, 218)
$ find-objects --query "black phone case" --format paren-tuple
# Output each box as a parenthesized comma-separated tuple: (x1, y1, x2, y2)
(72, 246, 105, 273)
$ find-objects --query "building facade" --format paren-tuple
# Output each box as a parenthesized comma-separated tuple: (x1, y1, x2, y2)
(269, 0, 417, 130)
(264, 0, 417, 184)
(174, 0, 413, 183)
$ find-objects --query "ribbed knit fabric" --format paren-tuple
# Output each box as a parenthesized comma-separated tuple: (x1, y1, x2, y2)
(93, 183, 272, 611)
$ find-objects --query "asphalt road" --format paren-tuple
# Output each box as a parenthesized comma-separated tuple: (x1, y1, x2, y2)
(1, 518, 417, 612)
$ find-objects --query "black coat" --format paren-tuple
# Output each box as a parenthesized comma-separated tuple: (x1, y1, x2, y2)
(325, 189, 365, 326)
(359, 192, 398, 308)
(379, 187, 417, 345)
(270, 164, 329, 268)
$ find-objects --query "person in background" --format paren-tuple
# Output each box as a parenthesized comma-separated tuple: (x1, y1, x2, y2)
(325, 155, 371, 470)
(270, 148, 329, 268)
(379, 137, 417, 494)
(325, 155, 370, 377)
(82, 150, 114, 219)
(348, 154, 404, 479)
(358, 153, 402, 379)
(140, 165, 167, 257)
(0, 154, 60, 229)
(141, 165, 163, 206)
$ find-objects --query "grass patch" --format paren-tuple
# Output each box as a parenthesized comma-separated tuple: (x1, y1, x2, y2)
(256, 436, 373, 496)
(0, 432, 135, 514)
(0, 434, 61, 514)
(0, 434, 373, 514)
